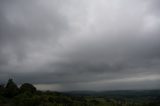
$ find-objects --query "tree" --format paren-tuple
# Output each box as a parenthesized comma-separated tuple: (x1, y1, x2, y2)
(20, 83, 36, 93)
(5, 79, 19, 97)
(0, 84, 5, 95)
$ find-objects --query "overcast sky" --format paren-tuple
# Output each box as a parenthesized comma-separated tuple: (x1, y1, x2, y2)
(0, 0, 160, 91)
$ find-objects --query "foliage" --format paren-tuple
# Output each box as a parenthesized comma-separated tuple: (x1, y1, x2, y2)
(4, 79, 19, 98)
(0, 79, 160, 106)
(20, 83, 36, 93)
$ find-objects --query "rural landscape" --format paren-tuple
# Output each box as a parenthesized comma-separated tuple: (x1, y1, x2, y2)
(1, 0, 160, 106)
(0, 79, 160, 106)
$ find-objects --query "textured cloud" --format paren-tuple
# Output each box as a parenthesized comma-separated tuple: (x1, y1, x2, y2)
(0, 0, 160, 91)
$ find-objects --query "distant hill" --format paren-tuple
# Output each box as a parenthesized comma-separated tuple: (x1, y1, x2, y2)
(64, 90, 160, 97)
(1, 79, 160, 106)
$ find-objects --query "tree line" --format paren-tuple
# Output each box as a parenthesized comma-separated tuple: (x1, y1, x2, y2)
(0, 79, 36, 98)
(0, 79, 160, 106)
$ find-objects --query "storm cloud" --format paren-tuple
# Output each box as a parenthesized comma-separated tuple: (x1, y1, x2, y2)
(0, 0, 160, 91)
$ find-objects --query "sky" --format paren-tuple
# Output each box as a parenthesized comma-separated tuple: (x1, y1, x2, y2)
(0, 0, 160, 91)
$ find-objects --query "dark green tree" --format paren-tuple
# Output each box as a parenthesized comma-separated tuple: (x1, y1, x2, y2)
(5, 79, 19, 98)
(0, 84, 5, 95)
(20, 83, 36, 93)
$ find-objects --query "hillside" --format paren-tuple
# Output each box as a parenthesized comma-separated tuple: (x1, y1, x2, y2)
(0, 79, 160, 106)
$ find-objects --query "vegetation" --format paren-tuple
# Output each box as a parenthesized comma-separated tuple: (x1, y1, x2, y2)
(0, 79, 160, 106)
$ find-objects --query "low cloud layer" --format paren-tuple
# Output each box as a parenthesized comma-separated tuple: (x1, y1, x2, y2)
(0, 0, 160, 91)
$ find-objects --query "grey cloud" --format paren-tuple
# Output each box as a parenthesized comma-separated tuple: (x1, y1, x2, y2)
(0, 0, 68, 66)
(0, 0, 160, 91)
